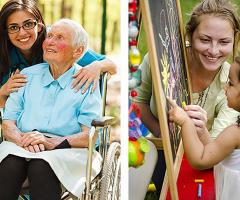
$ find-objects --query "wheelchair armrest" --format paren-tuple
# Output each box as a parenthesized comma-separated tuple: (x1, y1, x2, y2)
(91, 116, 115, 127)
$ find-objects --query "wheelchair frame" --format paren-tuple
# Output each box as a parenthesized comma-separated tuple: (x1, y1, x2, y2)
(0, 73, 121, 200)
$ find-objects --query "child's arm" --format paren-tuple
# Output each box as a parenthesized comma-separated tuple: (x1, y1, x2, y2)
(133, 102, 160, 137)
(168, 98, 240, 169)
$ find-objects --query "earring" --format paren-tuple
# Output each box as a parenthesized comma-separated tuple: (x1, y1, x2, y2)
(185, 40, 191, 47)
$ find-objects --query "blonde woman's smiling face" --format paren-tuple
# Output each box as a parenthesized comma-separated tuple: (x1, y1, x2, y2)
(191, 15, 234, 71)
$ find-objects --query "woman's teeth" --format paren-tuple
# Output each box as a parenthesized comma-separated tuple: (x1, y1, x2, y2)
(206, 55, 218, 62)
(19, 37, 29, 42)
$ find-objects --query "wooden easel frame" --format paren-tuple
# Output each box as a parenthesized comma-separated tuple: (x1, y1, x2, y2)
(140, 0, 192, 199)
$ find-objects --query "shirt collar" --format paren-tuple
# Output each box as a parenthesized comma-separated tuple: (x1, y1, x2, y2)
(42, 63, 82, 89)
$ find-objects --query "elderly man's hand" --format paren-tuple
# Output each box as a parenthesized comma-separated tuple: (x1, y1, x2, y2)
(21, 131, 65, 150)
(24, 144, 45, 153)
(21, 131, 48, 150)
(71, 61, 101, 94)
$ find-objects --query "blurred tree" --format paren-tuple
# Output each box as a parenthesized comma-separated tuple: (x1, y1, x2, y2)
(101, 0, 107, 54)
(0, 0, 120, 54)
(81, 0, 86, 27)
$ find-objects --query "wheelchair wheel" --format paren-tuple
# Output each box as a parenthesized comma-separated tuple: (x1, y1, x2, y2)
(99, 142, 121, 200)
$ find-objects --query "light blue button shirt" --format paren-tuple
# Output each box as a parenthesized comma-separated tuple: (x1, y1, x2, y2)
(3, 63, 101, 137)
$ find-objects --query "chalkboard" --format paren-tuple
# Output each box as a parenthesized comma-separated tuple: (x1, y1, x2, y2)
(140, 0, 191, 199)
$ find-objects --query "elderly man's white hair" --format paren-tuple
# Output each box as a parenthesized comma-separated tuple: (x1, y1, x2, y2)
(52, 19, 88, 53)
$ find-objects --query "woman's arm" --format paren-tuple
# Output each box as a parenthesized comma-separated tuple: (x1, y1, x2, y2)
(72, 58, 117, 93)
(134, 102, 160, 137)
(184, 104, 212, 144)
(93, 58, 117, 75)
(0, 91, 8, 107)
(0, 70, 27, 107)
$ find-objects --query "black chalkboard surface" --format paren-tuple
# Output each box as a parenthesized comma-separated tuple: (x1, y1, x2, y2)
(141, 0, 191, 199)
(150, 0, 190, 161)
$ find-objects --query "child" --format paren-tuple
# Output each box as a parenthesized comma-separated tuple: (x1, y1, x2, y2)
(168, 57, 240, 200)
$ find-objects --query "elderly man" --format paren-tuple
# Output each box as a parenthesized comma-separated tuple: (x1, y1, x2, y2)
(0, 19, 102, 200)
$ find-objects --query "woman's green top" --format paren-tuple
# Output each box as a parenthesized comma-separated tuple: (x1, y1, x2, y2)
(132, 54, 239, 139)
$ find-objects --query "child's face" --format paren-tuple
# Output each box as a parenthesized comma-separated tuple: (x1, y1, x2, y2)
(225, 62, 240, 111)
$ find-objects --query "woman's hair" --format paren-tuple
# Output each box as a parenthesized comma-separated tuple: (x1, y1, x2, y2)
(0, 0, 46, 74)
(186, 0, 240, 55)
(236, 56, 240, 81)
(233, 56, 240, 126)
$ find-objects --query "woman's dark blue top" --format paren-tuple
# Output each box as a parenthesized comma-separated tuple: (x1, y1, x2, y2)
(0, 47, 105, 86)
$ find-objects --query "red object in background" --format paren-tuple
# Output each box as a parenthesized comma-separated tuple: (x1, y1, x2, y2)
(129, 65, 138, 72)
(129, 0, 138, 15)
(130, 90, 138, 97)
(166, 154, 215, 200)
(129, 39, 137, 47)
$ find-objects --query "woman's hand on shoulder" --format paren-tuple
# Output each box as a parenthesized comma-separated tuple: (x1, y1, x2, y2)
(184, 104, 208, 136)
(71, 61, 101, 94)
(0, 69, 27, 96)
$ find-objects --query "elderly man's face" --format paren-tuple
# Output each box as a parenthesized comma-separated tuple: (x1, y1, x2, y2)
(42, 24, 76, 65)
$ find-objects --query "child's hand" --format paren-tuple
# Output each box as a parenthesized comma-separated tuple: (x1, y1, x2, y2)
(167, 97, 189, 126)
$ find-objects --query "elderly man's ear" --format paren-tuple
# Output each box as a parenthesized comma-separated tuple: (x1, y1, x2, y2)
(73, 46, 85, 60)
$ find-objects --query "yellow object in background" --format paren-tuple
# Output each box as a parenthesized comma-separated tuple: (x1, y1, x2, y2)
(148, 183, 156, 192)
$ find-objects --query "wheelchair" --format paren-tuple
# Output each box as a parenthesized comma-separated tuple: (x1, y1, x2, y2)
(0, 73, 121, 200)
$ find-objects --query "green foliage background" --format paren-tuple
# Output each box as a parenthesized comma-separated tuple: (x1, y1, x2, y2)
(139, 0, 240, 57)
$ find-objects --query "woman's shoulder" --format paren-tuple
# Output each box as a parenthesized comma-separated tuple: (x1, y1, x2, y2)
(77, 48, 105, 67)
(219, 61, 231, 83)
(139, 53, 150, 70)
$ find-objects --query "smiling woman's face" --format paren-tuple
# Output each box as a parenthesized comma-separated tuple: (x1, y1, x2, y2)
(191, 15, 234, 72)
(7, 10, 40, 56)
(42, 24, 76, 66)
